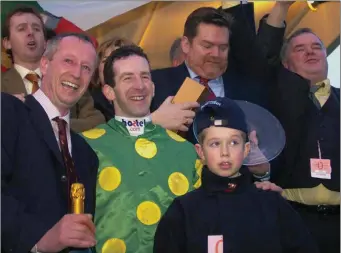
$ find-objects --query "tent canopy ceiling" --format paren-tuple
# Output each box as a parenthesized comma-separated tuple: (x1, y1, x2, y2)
(1, 1, 339, 70)
(85, 1, 339, 69)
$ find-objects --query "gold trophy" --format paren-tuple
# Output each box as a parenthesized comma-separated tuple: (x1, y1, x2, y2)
(71, 183, 85, 214)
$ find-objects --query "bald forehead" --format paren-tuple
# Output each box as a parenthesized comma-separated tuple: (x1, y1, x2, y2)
(59, 36, 94, 48)
(58, 36, 97, 65)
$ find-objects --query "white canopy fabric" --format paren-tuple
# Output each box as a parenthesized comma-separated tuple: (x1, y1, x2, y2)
(2, 1, 339, 72)
(38, 1, 150, 30)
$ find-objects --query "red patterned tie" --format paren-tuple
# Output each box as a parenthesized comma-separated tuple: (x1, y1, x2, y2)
(25, 72, 40, 94)
(199, 76, 216, 101)
(53, 117, 78, 212)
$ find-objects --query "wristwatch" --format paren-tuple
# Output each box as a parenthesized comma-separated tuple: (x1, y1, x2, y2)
(253, 166, 271, 181)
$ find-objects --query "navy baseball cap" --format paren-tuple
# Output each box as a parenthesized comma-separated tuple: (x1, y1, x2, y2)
(193, 97, 249, 141)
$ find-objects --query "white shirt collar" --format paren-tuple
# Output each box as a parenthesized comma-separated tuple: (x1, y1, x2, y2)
(33, 89, 70, 126)
(184, 61, 222, 82)
(14, 64, 42, 80)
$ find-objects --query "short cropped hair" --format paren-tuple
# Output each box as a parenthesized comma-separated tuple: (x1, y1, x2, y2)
(184, 7, 233, 41)
(281, 28, 325, 60)
(43, 32, 97, 65)
(103, 45, 150, 88)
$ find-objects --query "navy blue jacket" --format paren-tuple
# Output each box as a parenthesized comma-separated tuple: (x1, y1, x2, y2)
(151, 63, 269, 113)
(154, 167, 319, 253)
(1, 93, 98, 253)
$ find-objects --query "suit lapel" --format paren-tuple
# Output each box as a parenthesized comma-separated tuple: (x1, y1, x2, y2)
(174, 63, 191, 91)
(71, 133, 94, 213)
(71, 134, 87, 183)
(25, 95, 64, 166)
(1, 68, 28, 95)
(222, 69, 237, 98)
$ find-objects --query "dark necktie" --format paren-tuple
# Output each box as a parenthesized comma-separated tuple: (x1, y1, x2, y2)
(309, 82, 325, 110)
(53, 117, 78, 212)
(199, 76, 216, 100)
(25, 72, 40, 94)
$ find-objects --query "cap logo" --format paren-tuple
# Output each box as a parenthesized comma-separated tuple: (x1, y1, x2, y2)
(214, 119, 223, 126)
(201, 100, 221, 110)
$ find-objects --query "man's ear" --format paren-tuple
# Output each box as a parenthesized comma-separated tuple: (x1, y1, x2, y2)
(102, 84, 116, 102)
(40, 56, 49, 76)
(195, 143, 206, 165)
(181, 36, 190, 55)
(3, 37, 11, 50)
(151, 81, 155, 98)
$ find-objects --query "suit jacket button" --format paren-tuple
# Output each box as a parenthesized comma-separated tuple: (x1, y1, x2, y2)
(61, 175, 67, 182)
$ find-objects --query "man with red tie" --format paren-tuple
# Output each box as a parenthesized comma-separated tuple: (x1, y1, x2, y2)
(150, 6, 273, 142)
(151, 6, 279, 181)
(2, 33, 98, 253)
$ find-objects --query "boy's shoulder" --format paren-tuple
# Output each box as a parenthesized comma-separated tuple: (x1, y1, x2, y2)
(173, 188, 204, 206)
(175, 187, 204, 203)
(248, 185, 284, 205)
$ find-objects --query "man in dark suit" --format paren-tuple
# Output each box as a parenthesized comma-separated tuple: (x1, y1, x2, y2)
(150, 6, 272, 137)
(150, 6, 278, 180)
(1, 6, 105, 132)
(1, 33, 99, 253)
(256, 3, 340, 253)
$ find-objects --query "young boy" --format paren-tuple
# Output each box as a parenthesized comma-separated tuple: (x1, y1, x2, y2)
(153, 98, 319, 253)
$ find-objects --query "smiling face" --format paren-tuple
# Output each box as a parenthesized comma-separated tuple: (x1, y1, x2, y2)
(40, 36, 97, 116)
(195, 126, 250, 178)
(183, 23, 229, 80)
(106, 55, 154, 118)
(282, 32, 328, 84)
(3, 12, 46, 66)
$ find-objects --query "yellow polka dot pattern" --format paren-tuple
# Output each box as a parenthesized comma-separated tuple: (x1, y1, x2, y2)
(194, 159, 204, 189)
(135, 138, 157, 159)
(98, 166, 122, 191)
(82, 128, 106, 139)
(136, 201, 161, 225)
(168, 172, 189, 196)
(166, 129, 186, 142)
(102, 238, 126, 253)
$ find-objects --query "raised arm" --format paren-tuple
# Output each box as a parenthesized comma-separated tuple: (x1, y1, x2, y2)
(226, 2, 292, 81)
(257, 2, 293, 67)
